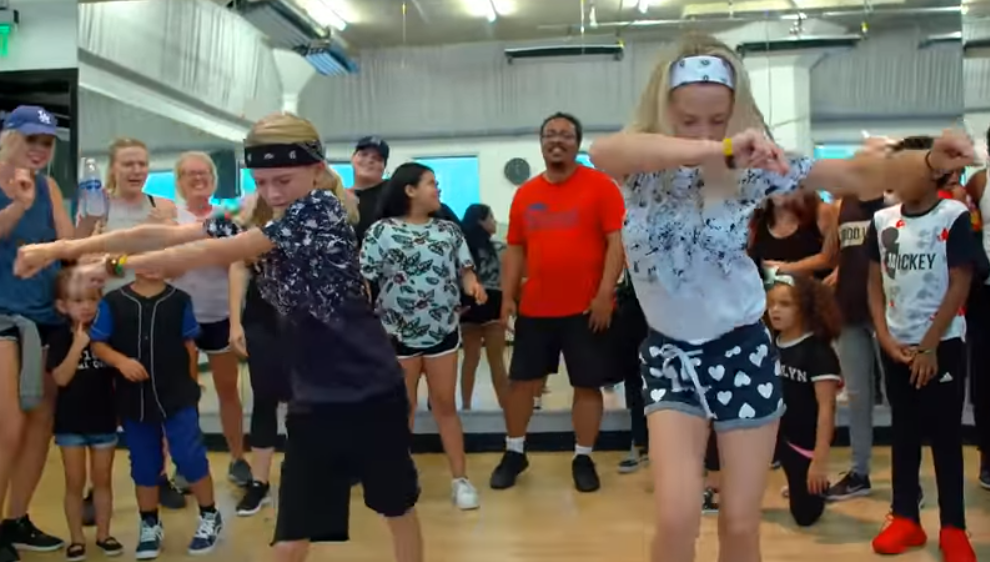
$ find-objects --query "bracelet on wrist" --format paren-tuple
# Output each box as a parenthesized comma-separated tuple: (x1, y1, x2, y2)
(105, 255, 128, 278)
(916, 347, 935, 355)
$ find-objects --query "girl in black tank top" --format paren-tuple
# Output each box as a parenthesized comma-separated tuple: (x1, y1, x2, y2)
(750, 191, 835, 280)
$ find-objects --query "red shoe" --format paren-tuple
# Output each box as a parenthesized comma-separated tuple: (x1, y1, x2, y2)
(939, 527, 976, 562)
(872, 516, 927, 554)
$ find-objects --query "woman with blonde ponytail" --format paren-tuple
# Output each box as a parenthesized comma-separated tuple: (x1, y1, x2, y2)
(588, 33, 976, 562)
(14, 112, 424, 562)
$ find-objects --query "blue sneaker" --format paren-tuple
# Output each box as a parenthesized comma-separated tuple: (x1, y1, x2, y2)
(135, 518, 163, 560)
(188, 511, 222, 555)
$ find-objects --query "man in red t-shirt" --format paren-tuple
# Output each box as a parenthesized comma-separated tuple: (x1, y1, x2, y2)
(489, 113, 625, 493)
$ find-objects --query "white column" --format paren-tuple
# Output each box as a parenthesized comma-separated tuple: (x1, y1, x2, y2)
(273, 49, 316, 115)
(745, 53, 821, 157)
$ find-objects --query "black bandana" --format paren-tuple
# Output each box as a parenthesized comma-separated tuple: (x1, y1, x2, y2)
(244, 141, 325, 169)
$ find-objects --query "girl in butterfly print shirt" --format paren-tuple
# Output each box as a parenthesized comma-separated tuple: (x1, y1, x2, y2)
(765, 273, 842, 527)
(359, 162, 486, 512)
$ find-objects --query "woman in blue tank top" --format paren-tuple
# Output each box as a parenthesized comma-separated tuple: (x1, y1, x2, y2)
(0, 106, 75, 559)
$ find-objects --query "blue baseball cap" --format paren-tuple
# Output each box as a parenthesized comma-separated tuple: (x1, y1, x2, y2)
(3, 105, 58, 136)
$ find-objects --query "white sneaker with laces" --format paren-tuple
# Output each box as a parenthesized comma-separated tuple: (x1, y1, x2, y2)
(452, 478, 480, 510)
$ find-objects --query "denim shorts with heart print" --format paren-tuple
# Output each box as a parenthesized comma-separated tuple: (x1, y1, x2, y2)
(640, 321, 785, 431)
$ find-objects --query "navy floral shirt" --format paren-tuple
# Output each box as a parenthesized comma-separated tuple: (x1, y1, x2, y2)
(204, 190, 403, 406)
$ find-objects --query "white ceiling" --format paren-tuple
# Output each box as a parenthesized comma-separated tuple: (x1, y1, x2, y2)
(80, 0, 961, 49)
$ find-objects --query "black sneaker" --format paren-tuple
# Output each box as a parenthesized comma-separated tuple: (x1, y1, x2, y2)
(489, 451, 529, 490)
(702, 488, 719, 513)
(95, 537, 123, 558)
(979, 455, 990, 490)
(158, 477, 187, 510)
(82, 490, 96, 528)
(135, 518, 163, 560)
(769, 459, 782, 470)
(0, 540, 18, 562)
(236, 481, 271, 517)
(825, 472, 872, 501)
(227, 459, 253, 488)
(187, 510, 222, 555)
(618, 450, 647, 474)
(2, 516, 64, 552)
(572, 455, 600, 493)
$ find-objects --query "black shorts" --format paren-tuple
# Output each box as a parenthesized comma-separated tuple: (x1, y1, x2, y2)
(0, 323, 60, 348)
(509, 314, 612, 389)
(273, 386, 420, 544)
(392, 330, 460, 360)
(461, 290, 502, 325)
(195, 319, 230, 354)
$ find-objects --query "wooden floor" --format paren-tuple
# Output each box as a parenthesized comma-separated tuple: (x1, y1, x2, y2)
(16, 447, 990, 561)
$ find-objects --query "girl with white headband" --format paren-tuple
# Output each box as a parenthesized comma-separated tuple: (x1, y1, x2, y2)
(588, 33, 974, 562)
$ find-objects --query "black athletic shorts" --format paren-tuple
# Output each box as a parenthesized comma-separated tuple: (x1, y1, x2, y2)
(461, 290, 503, 326)
(195, 319, 230, 354)
(0, 323, 59, 348)
(391, 330, 460, 360)
(509, 314, 613, 388)
(273, 385, 420, 544)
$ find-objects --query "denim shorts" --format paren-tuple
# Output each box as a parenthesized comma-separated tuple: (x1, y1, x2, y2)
(641, 321, 785, 431)
(54, 432, 119, 449)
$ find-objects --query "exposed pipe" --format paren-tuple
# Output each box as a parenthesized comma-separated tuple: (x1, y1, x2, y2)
(537, 4, 961, 30)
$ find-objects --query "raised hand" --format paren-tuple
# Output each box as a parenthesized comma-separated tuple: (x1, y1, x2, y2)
(1, 167, 36, 208)
(14, 243, 58, 279)
(730, 129, 789, 175)
(930, 129, 976, 171)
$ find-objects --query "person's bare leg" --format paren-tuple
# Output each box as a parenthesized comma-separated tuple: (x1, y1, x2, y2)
(188, 475, 216, 507)
(648, 411, 709, 562)
(459, 326, 483, 410)
(59, 447, 88, 545)
(715, 421, 779, 562)
(209, 352, 246, 460)
(572, 387, 604, 448)
(0, 342, 26, 528)
(386, 509, 424, 562)
(423, 352, 466, 478)
(400, 357, 425, 431)
(6, 372, 56, 519)
(252, 448, 275, 484)
(481, 324, 509, 410)
(272, 540, 310, 562)
(89, 447, 115, 541)
(505, 379, 542, 437)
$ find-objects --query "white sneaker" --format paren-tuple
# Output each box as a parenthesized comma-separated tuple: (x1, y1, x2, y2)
(451, 478, 480, 510)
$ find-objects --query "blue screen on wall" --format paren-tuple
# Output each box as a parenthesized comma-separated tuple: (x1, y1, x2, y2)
(143, 172, 176, 201)
(577, 152, 594, 168)
(414, 156, 481, 220)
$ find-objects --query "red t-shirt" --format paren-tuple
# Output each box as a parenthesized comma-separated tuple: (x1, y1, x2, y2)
(507, 166, 625, 318)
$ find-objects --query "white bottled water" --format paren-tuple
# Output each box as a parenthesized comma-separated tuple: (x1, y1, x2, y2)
(78, 157, 107, 218)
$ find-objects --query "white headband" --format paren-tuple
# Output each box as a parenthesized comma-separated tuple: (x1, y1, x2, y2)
(669, 55, 735, 90)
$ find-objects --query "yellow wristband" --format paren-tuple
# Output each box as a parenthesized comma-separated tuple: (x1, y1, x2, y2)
(723, 137, 734, 157)
(117, 255, 128, 268)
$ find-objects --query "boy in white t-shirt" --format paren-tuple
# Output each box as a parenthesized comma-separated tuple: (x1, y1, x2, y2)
(866, 136, 978, 562)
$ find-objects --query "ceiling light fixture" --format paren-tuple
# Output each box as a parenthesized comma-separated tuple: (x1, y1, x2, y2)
(484, 0, 497, 22)
(637, 0, 650, 14)
(297, 0, 348, 32)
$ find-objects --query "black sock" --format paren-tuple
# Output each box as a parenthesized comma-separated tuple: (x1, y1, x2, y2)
(139, 511, 159, 524)
(199, 504, 217, 515)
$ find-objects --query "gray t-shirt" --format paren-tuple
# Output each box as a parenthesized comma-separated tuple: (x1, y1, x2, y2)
(170, 208, 230, 324)
(359, 218, 474, 348)
(101, 196, 156, 293)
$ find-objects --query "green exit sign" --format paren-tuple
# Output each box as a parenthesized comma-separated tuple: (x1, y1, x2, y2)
(0, 23, 12, 59)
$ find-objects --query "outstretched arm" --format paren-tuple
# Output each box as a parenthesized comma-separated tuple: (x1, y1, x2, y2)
(589, 133, 724, 180)
(125, 229, 274, 278)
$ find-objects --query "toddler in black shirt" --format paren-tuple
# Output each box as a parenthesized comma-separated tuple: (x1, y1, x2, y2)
(765, 271, 843, 527)
(48, 268, 122, 560)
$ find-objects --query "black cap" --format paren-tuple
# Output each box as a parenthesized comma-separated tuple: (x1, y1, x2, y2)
(354, 136, 390, 163)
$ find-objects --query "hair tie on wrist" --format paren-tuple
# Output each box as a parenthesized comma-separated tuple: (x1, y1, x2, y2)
(105, 255, 127, 278)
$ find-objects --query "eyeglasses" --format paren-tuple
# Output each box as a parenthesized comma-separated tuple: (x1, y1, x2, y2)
(541, 132, 577, 142)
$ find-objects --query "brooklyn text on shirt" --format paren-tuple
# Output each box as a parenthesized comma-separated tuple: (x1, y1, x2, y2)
(838, 220, 870, 249)
(778, 363, 840, 383)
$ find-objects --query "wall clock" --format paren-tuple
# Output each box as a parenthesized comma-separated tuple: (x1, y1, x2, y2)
(503, 158, 531, 186)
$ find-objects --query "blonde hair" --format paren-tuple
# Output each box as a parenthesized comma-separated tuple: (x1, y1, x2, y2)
(173, 151, 218, 203)
(0, 130, 55, 171)
(243, 112, 359, 225)
(105, 137, 149, 196)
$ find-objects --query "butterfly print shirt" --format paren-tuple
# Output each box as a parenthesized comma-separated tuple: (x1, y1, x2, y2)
(360, 218, 474, 348)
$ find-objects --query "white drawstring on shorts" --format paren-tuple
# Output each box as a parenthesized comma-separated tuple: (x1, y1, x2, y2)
(648, 343, 712, 419)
